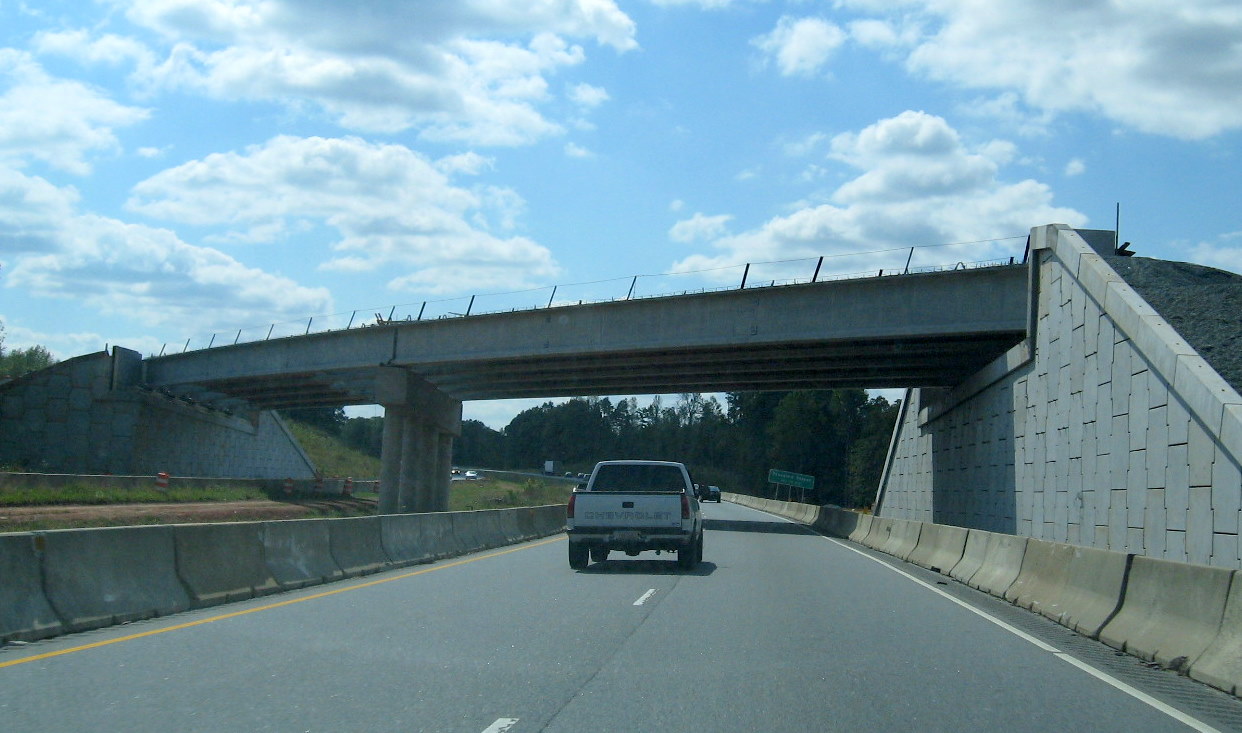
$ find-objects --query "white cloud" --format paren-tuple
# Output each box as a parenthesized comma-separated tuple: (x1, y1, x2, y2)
(564, 142, 594, 158)
(1190, 231, 1242, 275)
(1064, 158, 1086, 177)
(124, 135, 561, 294)
(570, 82, 609, 107)
(108, 0, 637, 145)
(844, 0, 1242, 139)
(669, 213, 733, 243)
(753, 16, 847, 77)
(0, 51, 149, 175)
(0, 167, 332, 332)
(670, 110, 1086, 277)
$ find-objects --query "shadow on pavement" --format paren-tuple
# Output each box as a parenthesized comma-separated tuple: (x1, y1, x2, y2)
(578, 559, 718, 576)
(703, 518, 815, 536)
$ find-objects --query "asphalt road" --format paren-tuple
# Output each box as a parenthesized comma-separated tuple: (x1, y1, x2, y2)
(3, 501, 1241, 732)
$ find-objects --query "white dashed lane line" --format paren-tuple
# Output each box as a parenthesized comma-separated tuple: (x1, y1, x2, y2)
(633, 588, 657, 606)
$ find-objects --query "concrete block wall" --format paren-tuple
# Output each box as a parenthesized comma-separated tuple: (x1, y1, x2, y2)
(0, 347, 314, 479)
(880, 225, 1242, 568)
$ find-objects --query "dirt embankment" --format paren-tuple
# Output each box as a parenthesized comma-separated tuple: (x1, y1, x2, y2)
(0, 498, 378, 532)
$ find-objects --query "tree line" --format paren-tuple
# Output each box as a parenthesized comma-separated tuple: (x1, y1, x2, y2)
(287, 389, 899, 509)
(0, 323, 57, 380)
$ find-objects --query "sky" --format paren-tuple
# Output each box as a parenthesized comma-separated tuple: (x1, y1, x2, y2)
(1, 0, 1240, 429)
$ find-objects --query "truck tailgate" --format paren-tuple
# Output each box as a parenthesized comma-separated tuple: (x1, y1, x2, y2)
(573, 492, 683, 530)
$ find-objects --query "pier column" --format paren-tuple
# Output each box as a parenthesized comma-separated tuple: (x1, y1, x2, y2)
(375, 368, 462, 515)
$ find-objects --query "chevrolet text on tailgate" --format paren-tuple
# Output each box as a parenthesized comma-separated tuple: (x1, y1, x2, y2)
(566, 460, 704, 570)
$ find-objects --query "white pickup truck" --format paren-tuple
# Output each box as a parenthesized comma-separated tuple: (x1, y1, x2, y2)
(566, 460, 704, 569)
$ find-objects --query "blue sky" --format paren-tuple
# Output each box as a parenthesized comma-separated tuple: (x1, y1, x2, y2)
(1, 0, 1240, 428)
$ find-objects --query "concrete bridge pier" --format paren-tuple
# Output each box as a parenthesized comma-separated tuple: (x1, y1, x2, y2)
(375, 368, 462, 515)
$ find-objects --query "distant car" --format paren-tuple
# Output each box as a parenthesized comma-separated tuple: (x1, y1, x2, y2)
(464, 470, 478, 479)
(565, 471, 575, 477)
(704, 485, 722, 502)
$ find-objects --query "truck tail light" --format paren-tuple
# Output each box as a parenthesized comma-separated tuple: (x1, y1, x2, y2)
(681, 493, 690, 519)
(567, 492, 576, 519)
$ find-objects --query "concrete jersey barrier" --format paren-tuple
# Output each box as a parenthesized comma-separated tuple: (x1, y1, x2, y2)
(381, 513, 434, 566)
(174, 522, 279, 607)
(40, 525, 191, 633)
(948, 529, 992, 585)
(1189, 572, 1242, 695)
(1098, 555, 1233, 669)
(328, 516, 390, 577)
(0, 534, 62, 642)
(263, 519, 344, 590)
(967, 532, 1029, 598)
(906, 522, 968, 574)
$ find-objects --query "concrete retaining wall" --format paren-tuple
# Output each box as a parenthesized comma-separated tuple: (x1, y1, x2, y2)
(879, 225, 1242, 569)
(0, 504, 567, 643)
(0, 348, 315, 479)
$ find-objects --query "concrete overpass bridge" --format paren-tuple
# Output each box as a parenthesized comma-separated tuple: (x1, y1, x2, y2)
(3, 224, 1238, 569)
(139, 253, 1030, 514)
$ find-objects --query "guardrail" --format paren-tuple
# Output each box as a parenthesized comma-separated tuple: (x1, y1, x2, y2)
(723, 493, 1242, 699)
(155, 238, 1028, 356)
(0, 505, 567, 644)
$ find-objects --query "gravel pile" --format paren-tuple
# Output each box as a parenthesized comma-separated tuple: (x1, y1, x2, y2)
(1105, 255, 1242, 395)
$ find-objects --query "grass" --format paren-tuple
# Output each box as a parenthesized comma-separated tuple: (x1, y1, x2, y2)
(284, 420, 382, 479)
(449, 473, 573, 511)
(0, 484, 270, 506)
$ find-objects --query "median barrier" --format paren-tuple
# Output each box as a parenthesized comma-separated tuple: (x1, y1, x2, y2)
(948, 529, 992, 585)
(450, 511, 486, 554)
(380, 513, 433, 566)
(0, 534, 62, 642)
(967, 532, 1028, 597)
(879, 517, 922, 561)
(174, 522, 278, 607)
(515, 506, 539, 540)
(263, 519, 344, 590)
(1098, 555, 1233, 669)
(474, 510, 509, 549)
(907, 522, 968, 574)
(1004, 539, 1077, 610)
(329, 516, 391, 577)
(534, 504, 568, 536)
(494, 509, 524, 544)
(41, 525, 190, 633)
(1042, 545, 1130, 638)
(1189, 573, 1242, 695)
(848, 513, 873, 543)
(861, 516, 893, 550)
(418, 511, 460, 559)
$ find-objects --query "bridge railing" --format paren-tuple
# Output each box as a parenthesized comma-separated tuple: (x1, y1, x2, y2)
(155, 238, 1028, 356)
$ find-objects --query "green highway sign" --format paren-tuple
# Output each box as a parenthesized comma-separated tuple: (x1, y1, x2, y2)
(768, 469, 815, 490)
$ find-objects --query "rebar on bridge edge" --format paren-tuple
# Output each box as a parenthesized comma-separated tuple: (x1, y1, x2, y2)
(417, 302, 426, 320)
(812, 256, 823, 283)
(305, 317, 313, 335)
(266, 324, 275, 340)
(903, 247, 914, 274)
(626, 276, 637, 300)
(466, 295, 476, 316)
(547, 286, 557, 308)
(346, 311, 356, 329)
(234, 329, 241, 345)
(740, 263, 750, 289)
(208, 334, 216, 348)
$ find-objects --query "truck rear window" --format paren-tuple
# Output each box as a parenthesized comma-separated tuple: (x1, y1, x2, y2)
(590, 464, 686, 492)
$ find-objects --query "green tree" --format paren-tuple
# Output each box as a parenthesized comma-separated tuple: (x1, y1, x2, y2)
(0, 322, 58, 379)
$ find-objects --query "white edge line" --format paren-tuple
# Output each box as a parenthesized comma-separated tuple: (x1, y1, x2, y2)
(824, 535, 1222, 733)
(634, 588, 657, 606)
(481, 717, 519, 733)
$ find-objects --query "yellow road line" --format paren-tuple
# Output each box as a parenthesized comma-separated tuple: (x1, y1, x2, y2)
(0, 535, 566, 670)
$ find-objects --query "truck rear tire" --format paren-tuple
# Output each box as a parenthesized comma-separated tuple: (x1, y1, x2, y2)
(569, 542, 589, 569)
(590, 547, 610, 562)
(677, 542, 696, 569)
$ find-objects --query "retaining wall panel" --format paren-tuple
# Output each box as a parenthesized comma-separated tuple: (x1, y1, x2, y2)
(174, 523, 278, 607)
(0, 534, 62, 642)
(41, 525, 190, 633)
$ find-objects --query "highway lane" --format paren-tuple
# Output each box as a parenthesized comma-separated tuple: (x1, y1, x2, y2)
(2, 501, 1240, 732)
